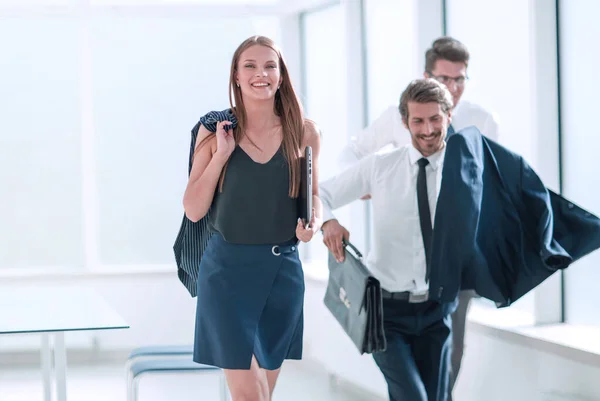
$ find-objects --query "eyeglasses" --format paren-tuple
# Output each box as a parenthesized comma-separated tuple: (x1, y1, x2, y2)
(427, 73, 468, 88)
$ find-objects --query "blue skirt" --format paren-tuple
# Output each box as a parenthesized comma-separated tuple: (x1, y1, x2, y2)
(193, 233, 304, 370)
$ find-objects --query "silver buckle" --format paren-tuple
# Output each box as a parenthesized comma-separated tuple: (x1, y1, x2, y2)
(271, 246, 281, 256)
(408, 291, 429, 303)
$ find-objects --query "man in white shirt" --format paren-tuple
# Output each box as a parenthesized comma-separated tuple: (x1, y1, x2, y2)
(325, 37, 498, 399)
(320, 79, 456, 401)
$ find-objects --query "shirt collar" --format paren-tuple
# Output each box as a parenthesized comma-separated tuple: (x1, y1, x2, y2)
(408, 143, 446, 171)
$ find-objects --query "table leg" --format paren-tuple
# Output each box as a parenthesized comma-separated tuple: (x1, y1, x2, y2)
(54, 332, 67, 401)
(40, 333, 53, 401)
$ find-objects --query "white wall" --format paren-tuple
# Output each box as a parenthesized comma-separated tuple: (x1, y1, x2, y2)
(454, 324, 600, 401)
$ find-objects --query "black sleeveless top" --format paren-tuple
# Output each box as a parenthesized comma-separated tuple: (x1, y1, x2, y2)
(209, 145, 298, 244)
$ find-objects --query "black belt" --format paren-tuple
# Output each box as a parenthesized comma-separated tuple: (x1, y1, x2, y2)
(381, 289, 429, 303)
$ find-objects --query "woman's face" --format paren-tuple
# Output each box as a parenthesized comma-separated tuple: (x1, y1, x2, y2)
(236, 45, 282, 102)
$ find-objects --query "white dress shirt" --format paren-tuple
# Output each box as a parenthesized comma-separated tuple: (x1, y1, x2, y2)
(339, 99, 499, 168)
(320, 144, 445, 294)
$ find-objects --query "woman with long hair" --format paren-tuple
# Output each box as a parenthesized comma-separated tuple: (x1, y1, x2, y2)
(182, 35, 322, 401)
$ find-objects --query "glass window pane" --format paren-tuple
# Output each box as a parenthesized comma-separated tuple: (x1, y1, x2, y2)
(364, 0, 417, 123)
(302, 5, 347, 182)
(302, 4, 349, 262)
(91, 0, 278, 5)
(91, 16, 280, 264)
(446, 0, 540, 316)
(447, 0, 534, 160)
(0, 17, 83, 268)
(559, 0, 600, 325)
(0, 0, 72, 5)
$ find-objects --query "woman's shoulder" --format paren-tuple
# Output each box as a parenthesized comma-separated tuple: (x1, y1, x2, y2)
(301, 119, 321, 152)
(303, 118, 320, 133)
(303, 118, 321, 144)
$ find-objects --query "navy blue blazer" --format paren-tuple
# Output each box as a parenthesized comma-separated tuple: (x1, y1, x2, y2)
(427, 127, 600, 307)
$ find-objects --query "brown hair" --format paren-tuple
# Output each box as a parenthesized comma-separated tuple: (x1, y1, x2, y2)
(195, 35, 304, 198)
(424, 36, 470, 73)
(399, 79, 453, 122)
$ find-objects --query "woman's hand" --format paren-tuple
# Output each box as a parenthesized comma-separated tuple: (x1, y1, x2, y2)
(295, 208, 322, 243)
(214, 120, 235, 159)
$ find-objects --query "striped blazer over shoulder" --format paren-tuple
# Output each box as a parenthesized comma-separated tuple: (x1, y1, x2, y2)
(173, 108, 238, 297)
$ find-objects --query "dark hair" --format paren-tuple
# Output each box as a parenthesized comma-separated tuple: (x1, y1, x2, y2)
(424, 36, 470, 73)
(399, 79, 454, 122)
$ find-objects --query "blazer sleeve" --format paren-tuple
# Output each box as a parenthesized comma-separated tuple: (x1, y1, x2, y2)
(519, 157, 572, 269)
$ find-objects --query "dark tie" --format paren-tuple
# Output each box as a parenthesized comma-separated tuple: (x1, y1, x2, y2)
(417, 158, 433, 282)
(446, 124, 456, 141)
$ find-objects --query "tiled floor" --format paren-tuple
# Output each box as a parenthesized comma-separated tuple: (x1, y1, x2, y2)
(0, 359, 373, 401)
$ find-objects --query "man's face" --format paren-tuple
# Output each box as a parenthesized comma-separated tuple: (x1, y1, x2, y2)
(404, 101, 452, 157)
(424, 60, 467, 108)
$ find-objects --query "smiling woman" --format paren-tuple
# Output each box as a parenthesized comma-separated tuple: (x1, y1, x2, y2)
(181, 35, 323, 401)
(236, 45, 283, 105)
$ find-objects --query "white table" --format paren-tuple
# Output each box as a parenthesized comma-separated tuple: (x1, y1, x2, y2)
(0, 286, 129, 401)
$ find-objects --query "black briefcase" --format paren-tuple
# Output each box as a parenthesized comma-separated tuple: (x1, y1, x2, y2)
(323, 240, 386, 354)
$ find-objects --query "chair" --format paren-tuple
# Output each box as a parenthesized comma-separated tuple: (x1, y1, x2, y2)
(127, 357, 227, 401)
(125, 345, 194, 392)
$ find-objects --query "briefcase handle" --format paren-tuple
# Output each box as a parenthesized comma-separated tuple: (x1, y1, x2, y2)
(342, 239, 363, 259)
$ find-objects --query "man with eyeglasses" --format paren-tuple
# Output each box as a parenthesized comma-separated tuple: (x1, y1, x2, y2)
(323, 36, 499, 400)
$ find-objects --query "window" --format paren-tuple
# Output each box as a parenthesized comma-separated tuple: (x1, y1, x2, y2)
(0, 0, 71, 5)
(301, 3, 352, 262)
(0, 17, 83, 269)
(558, 0, 600, 325)
(0, 3, 280, 269)
(91, 16, 280, 265)
(363, 0, 419, 122)
(446, 0, 560, 316)
(92, 0, 278, 4)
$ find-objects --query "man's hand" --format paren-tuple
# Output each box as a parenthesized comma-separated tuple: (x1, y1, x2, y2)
(360, 194, 371, 200)
(322, 220, 350, 262)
